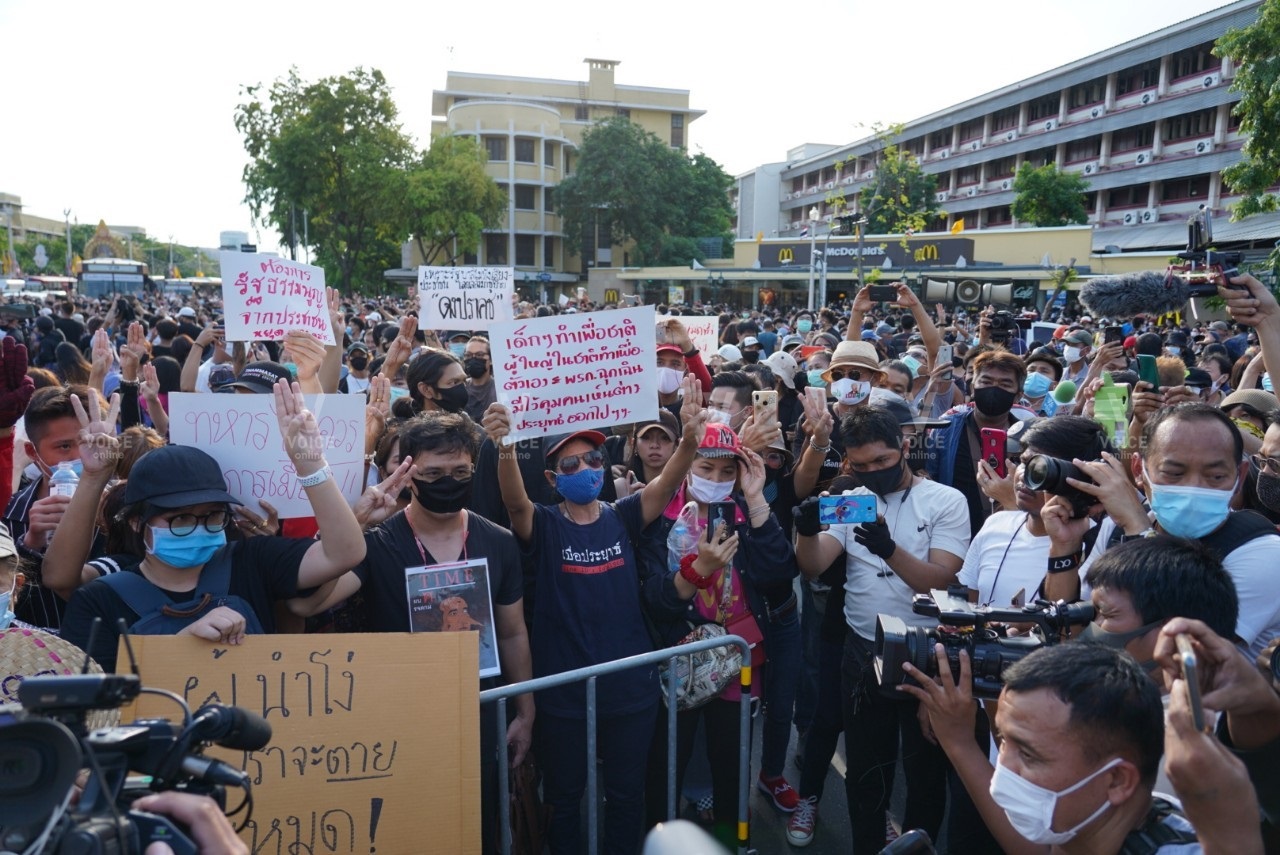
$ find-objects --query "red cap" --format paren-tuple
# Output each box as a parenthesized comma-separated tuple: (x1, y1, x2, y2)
(1123, 335, 1138, 350)
(697, 423, 745, 459)
(656, 343, 684, 356)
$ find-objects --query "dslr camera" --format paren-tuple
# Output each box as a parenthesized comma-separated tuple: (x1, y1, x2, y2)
(987, 310, 1017, 343)
(1021, 453, 1097, 519)
(0, 671, 269, 854)
(875, 587, 1095, 700)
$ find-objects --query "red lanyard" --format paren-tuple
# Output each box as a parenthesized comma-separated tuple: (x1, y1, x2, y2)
(413, 512, 470, 565)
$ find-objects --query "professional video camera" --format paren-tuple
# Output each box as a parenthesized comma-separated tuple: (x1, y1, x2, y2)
(1022, 453, 1097, 519)
(1170, 205, 1241, 300)
(0, 643, 269, 854)
(987, 310, 1017, 343)
(874, 587, 1095, 700)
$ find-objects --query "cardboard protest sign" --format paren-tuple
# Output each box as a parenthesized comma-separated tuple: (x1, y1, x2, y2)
(417, 266, 514, 331)
(491, 306, 658, 443)
(673, 315, 720, 359)
(123, 634, 479, 855)
(168, 392, 365, 518)
(220, 252, 334, 345)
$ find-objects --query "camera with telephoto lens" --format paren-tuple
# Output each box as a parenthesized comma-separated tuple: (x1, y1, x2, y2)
(0, 671, 269, 854)
(987, 310, 1016, 343)
(875, 587, 1096, 700)
(1022, 453, 1098, 519)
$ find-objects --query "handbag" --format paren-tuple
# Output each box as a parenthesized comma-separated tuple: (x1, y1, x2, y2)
(507, 750, 550, 855)
(658, 569, 743, 711)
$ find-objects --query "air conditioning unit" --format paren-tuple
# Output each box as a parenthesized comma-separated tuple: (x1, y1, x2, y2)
(966, 187, 978, 197)
(783, 192, 792, 201)
(843, 176, 855, 185)
(1141, 208, 1158, 224)
(863, 169, 876, 179)
(1203, 72, 1221, 89)
(936, 191, 950, 202)
(1135, 151, 1152, 166)
(1082, 161, 1100, 176)
(1090, 106, 1105, 119)
(1043, 119, 1058, 132)
(825, 181, 834, 190)
(1140, 92, 1155, 105)
(1195, 139, 1212, 155)
(1123, 211, 1139, 226)
(969, 140, 981, 152)
(792, 221, 801, 229)
(1004, 130, 1018, 142)
(936, 149, 951, 159)
(1000, 179, 1012, 191)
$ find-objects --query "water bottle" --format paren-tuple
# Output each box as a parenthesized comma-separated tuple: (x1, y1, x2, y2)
(47, 461, 79, 545)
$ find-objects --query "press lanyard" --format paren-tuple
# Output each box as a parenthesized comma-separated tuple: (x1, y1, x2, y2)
(413, 511, 470, 565)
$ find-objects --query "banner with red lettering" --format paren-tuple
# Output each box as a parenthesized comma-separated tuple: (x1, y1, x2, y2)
(220, 251, 334, 345)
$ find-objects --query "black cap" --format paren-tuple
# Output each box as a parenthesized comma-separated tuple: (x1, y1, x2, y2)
(226, 361, 292, 394)
(122, 446, 240, 509)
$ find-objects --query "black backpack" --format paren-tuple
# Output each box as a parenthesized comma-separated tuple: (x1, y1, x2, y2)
(99, 546, 265, 635)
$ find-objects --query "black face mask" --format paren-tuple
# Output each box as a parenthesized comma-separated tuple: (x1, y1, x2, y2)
(435, 384, 469, 413)
(464, 357, 488, 379)
(412, 476, 473, 515)
(349, 355, 369, 371)
(973, 386, 1017, 417)
(742, 350, 761, 364)
(857, 459, 905, 496)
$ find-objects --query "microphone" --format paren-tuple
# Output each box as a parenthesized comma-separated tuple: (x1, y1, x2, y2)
(1078, 271, 1190, 320)
(181, 754, 251, 788)
(188, 704, 273, 751)
(1052, 380, 1077, 405)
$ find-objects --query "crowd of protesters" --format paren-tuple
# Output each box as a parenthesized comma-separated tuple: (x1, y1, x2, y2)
(0, 271, 1278, 855)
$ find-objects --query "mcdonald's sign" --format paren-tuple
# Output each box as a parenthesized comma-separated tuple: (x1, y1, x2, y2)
(604, 288, 619, 303)
(757, 237, 973, 269)
(778, 247, 794, 264)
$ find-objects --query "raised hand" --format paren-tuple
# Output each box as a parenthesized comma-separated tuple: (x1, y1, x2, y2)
(0, 337, 34, 428)
(353, 456, 416, 528)
(272, 378, 324, 475)
(282, 329, 325, 384)
(481, 403, 513, 446)
(678, 373, 703, 424)
(70, 389, 121, 478)
(234, 499, 280, 538)
(738, 448, 767, 501)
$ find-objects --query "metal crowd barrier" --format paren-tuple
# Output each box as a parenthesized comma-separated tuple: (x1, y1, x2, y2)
(481, 634, 754, 855)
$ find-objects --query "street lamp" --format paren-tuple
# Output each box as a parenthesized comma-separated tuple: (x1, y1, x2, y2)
(64, 210, 72, 275)
(806, 206, 820, 311)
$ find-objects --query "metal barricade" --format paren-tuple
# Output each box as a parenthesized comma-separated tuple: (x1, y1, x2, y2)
(480, 634, 754, 855)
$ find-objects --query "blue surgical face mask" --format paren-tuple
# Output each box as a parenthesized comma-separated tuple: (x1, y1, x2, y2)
(1264, 373, 1273, 393)
(389, 386, 409, 401)
(0, 590, 14, 630)
(1023, 372, 1053, 399)
(37, 455, 82, 480)
(147, 526, 227, 569)
(807, 370, 828, 390)
(449, 342, 466, 358)
(797, 320, 813, 334)
(1143, 464, 1237, 539)
(556, 467, 605, 505)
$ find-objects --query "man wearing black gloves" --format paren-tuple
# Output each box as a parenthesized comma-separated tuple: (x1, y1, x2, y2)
(792, 406, 970, 852)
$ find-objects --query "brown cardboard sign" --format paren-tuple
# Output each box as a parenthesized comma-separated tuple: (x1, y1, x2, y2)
(122, 633, 479, 854)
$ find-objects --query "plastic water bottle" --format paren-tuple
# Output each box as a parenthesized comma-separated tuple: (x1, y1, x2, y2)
(47, 461, 79, 545)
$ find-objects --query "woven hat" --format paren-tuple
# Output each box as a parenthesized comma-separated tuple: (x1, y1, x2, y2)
(0, 627, 119, 730)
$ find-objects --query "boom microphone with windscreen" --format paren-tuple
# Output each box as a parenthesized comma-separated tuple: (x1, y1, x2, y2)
(188, 703, 272, 752)
(1078, 271, 1190, 320)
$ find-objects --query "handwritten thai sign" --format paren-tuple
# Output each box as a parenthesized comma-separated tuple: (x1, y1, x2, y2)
(673, 315, 719, 359)
(124, 634, 479, 855)
(491, 306, 658, 443)
(168, 392, 365, 518)
(220, 251, 333, 345)
(416, 266, 513, 331)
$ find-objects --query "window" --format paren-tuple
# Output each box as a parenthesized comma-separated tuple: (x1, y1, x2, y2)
(1170, 42, 1219, 80)
(1067, 77, 1106, 110)
(1065, 137, 1101, 163)
(574, 104, 589, 121)
(991, 106, 1019, 132)
(903, 137, 925, 157)
(514, 185, 538, 210)
(515, 235, 536, 266)
(463, 251, 478, 265)
(484, 136, 506, 161)
(1028, 94, 1059, 121)
(1161, 175, 1210, 202)
(1107, 186, 1146, 208)
(1116, 60, 1160, 95)
(485, 233, 507, 265)
(1024, 147, 1056, 169)
(544, 236, 556, 269)
(616, 107, 630, 119)
(957, 165, 981, 186)
(1164, 108, 1216, 142)
(544, 140, 556, 168)
(986, 206, 1013, 226)
(1112, 123, 1155, 152)
(514, 138, 535, 163)
(958, 118, 983, 142)
(671, 113, 685, 148)
(988, 156, 1017, 179)
(929, 130, 950, 149)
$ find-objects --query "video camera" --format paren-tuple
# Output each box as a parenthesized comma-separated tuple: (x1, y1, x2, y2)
(987, 310, 1017, 343)
(0, 663, 269, 853)
(874, 587, 1095, 700)
(1169, 206, 1241, 300)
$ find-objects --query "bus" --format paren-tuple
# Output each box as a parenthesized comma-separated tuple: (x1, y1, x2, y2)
(78, 257, 148, 298)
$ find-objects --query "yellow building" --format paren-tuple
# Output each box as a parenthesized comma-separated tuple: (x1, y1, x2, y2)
(423, 59, 704, 300)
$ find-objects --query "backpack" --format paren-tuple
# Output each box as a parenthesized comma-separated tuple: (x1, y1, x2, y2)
(1118, 796, 1200, 854)
(99, 546, 265, 635)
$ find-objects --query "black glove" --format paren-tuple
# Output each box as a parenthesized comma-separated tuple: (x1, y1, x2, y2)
(793, 496, 823, 537)
(854, 519, 896, 560)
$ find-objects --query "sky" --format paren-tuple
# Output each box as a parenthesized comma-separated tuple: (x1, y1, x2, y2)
(0, 0, 1245, 253)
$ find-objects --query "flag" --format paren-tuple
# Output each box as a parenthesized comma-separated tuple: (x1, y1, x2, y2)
(950, 220, 965, 234)
(170, 265, 181, 279)
(799, 226, 809, 237)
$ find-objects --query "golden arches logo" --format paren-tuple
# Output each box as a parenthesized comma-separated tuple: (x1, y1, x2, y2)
(913, 244, 939, 263)
(778, 248, 794, 264)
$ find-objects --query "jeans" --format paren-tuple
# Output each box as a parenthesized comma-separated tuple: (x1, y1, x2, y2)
(539, 703, 659, 855)
(794, 581, 821, 733)
(761, 593, 801, 778)
(842, 632, 948, 855)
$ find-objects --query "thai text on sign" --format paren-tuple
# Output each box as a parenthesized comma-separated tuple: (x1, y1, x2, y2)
(416, 266, 514, 330)
(220, 252, 334, 345)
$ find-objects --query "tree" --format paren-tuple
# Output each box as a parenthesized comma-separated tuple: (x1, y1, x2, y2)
(855, 133, 943, 236)
(235, 67, 415, 292)
(402, 134, 506, 266)
(1217, 2, 1280, 221)
(1011, 163, 1089, 226)
(553, 117, 733, 266)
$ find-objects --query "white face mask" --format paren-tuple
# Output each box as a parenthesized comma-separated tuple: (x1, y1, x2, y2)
(830, 378, 871, 407)
(1063, 346, 1083, 364)
(656, 366, 683, 395)
(688, 471, 734, 504)
(989, 757, 1121, 845)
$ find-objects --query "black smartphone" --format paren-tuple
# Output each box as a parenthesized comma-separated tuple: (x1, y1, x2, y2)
(706, 502, 737, 541)
(868, 285, 897, 303)
(1104, 326, 1123, 345)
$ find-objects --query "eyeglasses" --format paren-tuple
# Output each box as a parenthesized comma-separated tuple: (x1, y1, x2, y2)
(556, 449, 605, 475)
(162, 509, 231, 537)
(1250, 454, 1280, 476)
(418, 466, 475, 483)
(828, 369, 864, 382)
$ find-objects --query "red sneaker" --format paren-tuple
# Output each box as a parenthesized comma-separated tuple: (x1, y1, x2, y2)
(757, 773, 800, 812)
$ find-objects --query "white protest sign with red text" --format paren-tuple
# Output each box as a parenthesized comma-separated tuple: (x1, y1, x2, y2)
(491, 306, 658, 444)
(168, 392, 365, 517)
(220, 252, 334, 345)
(674, 316, 720, 359)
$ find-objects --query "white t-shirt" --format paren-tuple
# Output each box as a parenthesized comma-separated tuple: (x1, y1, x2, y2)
(344, 374, 371, 394)
(960, 511, 1053, 606)
(1081, 514, 1280, 660)
(821, 477, 970, 641)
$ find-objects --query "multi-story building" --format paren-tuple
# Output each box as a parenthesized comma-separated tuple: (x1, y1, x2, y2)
(424, 59, 704, 297)
(734, 0, 1273, 254)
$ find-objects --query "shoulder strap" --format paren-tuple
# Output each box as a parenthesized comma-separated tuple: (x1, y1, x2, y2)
(192, 544, 235, 596)
(1199, 510, 1277, 562)
(99, 544, 235, 616)
(1117, 797, 1199, 855)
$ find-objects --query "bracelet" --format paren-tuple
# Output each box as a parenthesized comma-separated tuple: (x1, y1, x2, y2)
(1118, 527, 1157, 543)
(678, 553, 716, 589)
(809, 437, 832, 454)
(1047, 551, 1082, 575)
(682, 348, 698, 359)
(117, 379, 139, 388)
(747, 503, 770, 517)
(296, 465, 333, 488)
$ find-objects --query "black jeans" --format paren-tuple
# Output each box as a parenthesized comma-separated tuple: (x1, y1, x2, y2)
(841, 632, 948, 855)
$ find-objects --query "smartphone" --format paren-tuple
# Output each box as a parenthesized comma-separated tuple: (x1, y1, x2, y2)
(752, 390, 779, 411)
(805, 385, 828, 408)
(936, 344, 953, 380)
(1104, 326, 1123, 345)
(868, 285, 897, 303)
(706, 502, 737, 542)
(980, 427, 1008, 479)
(819, 494, 878, 525)
(1137, 354, 1161, 391)
(1176, 634, 1207, 732)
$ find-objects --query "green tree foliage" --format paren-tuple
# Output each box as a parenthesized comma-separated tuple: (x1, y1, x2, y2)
(856, 139, 943, 236)
(553, 117, 733, 266)
(235, 67, 415, 292)
(402, 135, 507, 266)
(1011, 163, 1089, 227)
(1217, 1, 1280, 220)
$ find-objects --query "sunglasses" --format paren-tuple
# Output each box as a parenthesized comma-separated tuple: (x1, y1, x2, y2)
(828, 369, 865, 382)
(556, 449, 605, 475)
(1250, 454, 1280, 476)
